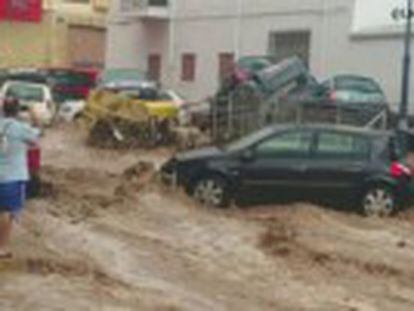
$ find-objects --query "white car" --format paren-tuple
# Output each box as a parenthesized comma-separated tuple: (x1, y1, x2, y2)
(58, 99, 86, 122)
(0, 81, 57, 125)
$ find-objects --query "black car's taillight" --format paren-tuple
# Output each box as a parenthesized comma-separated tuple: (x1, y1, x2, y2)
(390, 161, 412, 179)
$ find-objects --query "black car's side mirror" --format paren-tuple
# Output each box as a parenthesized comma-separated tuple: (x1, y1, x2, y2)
(240, 149, 255, 162)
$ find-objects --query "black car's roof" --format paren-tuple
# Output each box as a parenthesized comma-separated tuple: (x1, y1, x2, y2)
(268, 123, 391, 138)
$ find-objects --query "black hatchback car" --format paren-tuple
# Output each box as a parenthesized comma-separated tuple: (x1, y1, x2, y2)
(161, 124, 413, 216)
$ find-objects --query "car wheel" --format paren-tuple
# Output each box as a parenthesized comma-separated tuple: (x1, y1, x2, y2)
(362, 186, 395, 217)
(193, 176, 230, 208)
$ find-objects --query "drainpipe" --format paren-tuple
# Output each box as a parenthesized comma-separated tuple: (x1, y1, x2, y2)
(320, 0, 328, 77)
(398, 0, 413, 131)
(168, 0, 177, 88)
(234, 0, 243, 60)
(47, 0, 55, 66)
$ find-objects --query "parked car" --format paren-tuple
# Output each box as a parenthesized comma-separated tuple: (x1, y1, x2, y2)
(161, 124, 413, 216)
(0, 67, 98, 104)
(97, 69, 147, 88)
(58, 99, 86, 121)
(100, 81, 179, 119)
(0, 81, 57, 125)
(319, 75, 387, 104)
(0, 68, 48, 89)
(42, 67, 98, 103)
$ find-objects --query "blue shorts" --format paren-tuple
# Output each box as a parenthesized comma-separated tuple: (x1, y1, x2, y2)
(0, 181, 26, 216)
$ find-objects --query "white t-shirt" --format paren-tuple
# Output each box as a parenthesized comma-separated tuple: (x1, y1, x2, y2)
(0, 118, 40, 182)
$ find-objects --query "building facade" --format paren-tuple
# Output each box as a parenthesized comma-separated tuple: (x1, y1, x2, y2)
(0, 0, 109, 69)
(106, 0, 413, 112)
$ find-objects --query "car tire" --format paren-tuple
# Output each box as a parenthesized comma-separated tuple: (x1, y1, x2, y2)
(362, 185, 395, 217)
(193, 175, 230, 208)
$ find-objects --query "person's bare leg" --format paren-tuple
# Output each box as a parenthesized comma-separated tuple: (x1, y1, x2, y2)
(0, 212, 12, 256)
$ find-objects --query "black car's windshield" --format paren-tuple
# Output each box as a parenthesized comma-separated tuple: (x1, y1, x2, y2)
(225, 127, 275, 152)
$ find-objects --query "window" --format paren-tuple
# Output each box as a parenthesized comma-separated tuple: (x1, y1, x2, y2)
(218, 53, 234, 81)
(148, 54, 162, 81)
(316, 132, 370, 159)
(268, 31, 311, 66)
(117, 87, 159, 101)
(334, 76, 382, 93)
(6, 84, 45, 102)
(181, 53, 196, 82)
(256, 131, 313, 158)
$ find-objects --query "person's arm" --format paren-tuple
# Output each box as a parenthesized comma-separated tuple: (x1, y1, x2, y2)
(28, 105, 41, 128)
(16, 107, 41, 145)
(20, 123, 41, 145)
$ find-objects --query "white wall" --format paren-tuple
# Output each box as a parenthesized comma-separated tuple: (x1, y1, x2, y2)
(317, 1, 407, 110)
(106, 0, 414, 112)
(166, 0, 329, 101)
(105, 21, 146, 69)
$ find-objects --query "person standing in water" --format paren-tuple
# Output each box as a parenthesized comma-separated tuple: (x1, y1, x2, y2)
(0, 98, 40, 258)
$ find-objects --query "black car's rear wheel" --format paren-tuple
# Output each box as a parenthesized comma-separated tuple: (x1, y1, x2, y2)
(362, 186, 395, 217)
(193, 176, 230, 208)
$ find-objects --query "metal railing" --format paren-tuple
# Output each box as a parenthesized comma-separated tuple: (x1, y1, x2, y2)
(136, 0, 168, 9)
(148, 0, 168, 6)
(210, 92, 390, 144)
(120, 0, 168, 12)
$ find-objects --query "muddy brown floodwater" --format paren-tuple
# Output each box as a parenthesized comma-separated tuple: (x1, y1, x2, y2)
(2, 124, 414, 311)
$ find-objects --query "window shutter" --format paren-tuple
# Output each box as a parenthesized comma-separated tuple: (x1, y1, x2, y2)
(181, 53, 196, 82)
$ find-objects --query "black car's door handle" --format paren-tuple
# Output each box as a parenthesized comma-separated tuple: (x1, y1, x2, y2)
(344, 164, 364, 172)
(293, 164, 308, 172)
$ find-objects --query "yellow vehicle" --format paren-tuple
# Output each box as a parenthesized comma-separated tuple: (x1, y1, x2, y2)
(134, 98, 179, 119)
(86, 88, 178, 118)
(83, 85, 180, 148)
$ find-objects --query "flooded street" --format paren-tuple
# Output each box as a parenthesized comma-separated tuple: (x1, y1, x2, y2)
(2, 125, 414, 311)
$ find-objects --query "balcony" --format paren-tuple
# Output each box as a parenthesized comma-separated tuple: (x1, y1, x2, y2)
(120, 0, 170, 20)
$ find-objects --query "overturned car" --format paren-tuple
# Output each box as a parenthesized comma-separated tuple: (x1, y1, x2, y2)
(212, 56, 390, 142)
